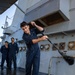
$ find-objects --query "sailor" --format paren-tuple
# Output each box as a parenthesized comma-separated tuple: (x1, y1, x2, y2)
(20, 21, 48, 75)
(0, 41, 9, 70)
(8, 37, 19, 70)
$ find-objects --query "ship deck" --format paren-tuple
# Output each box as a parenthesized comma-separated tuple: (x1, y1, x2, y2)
(0, 67, 48, 75)
(0, 68, 25, 75)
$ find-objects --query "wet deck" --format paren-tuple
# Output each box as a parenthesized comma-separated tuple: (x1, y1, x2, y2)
(0, 67, 48, 75)
(0, 68, 25, 75)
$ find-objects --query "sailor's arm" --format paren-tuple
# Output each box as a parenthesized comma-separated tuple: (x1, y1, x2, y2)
(31, 21, 44, 31)
(32, 35, 48, 44)
(0, 46, 3, 53)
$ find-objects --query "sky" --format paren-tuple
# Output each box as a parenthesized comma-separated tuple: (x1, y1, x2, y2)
(0, 5, 16, 42)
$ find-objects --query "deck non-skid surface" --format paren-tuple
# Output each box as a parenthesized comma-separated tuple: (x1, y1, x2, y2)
(0, 67, 48, 75)
(0, 68, 25, 75)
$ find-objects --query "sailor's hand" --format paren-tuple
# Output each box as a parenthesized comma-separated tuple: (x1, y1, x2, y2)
(41, 35, 48, 41)
(30, 21, 36, 26)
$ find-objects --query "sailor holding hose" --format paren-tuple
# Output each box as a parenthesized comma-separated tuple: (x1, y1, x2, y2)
(20, 21, 48, 75)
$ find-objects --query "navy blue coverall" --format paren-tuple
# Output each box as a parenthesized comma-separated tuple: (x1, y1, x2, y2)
(1, 45, 9, 69)
(8, 42, 19, 69)
(22, 28, 44, 75)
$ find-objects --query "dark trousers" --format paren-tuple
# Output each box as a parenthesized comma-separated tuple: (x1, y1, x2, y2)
(1, 55, 9, 68)
(26, 50, 40, 75)
(6, 56, 9, 68)
(9, 54, 16, 69)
